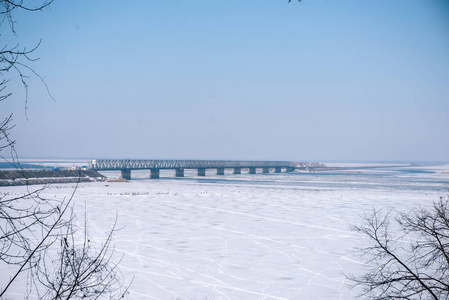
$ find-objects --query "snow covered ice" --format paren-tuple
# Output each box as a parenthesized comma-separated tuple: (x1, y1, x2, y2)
(1, 164, 448, 299)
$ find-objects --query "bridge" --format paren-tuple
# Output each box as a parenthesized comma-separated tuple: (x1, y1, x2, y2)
(89, 159, 297, 179)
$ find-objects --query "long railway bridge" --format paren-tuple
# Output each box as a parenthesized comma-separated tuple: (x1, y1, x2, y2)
(89, 159, 297, 179)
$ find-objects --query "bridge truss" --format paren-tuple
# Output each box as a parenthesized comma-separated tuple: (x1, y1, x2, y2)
(89, 159, 297, 170)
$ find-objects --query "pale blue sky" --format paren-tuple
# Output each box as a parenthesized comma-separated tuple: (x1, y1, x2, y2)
(3, 0, 449, 161)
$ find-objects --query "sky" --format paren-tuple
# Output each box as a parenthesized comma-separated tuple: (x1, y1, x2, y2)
(2, 0, 449, 162)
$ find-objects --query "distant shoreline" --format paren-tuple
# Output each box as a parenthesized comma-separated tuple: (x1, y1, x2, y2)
(0, 170, 106, 187)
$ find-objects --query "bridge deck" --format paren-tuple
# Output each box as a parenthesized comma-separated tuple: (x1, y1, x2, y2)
(90, 159, 297, 170)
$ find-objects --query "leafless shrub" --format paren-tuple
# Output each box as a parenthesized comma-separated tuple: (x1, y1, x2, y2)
(36, 210, 130, 299)
(0, 176, 130, 298)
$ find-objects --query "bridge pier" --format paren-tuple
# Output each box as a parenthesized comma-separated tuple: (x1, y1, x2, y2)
(121, 169, 131, 180)
(175, 168, 184, 177)
(150, 169, 160, 179)
(197, 168, 206, 176)
(275, 167, 282, 173)
(216, 168, 225, 175)
(263, 167, 270, 173)
(234, 168, 241, 174)
(249, 167, 256, 174)
(286, 167, 295, 172)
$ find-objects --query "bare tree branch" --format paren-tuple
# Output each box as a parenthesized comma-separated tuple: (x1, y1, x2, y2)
(349, 197, 449, 300)
(1, 2, 128, 298)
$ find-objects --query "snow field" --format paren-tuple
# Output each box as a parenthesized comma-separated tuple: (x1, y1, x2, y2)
(1, 166, 447, 299)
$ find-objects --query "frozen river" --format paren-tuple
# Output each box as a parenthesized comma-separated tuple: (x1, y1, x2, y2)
(2, 163, 448, 299)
